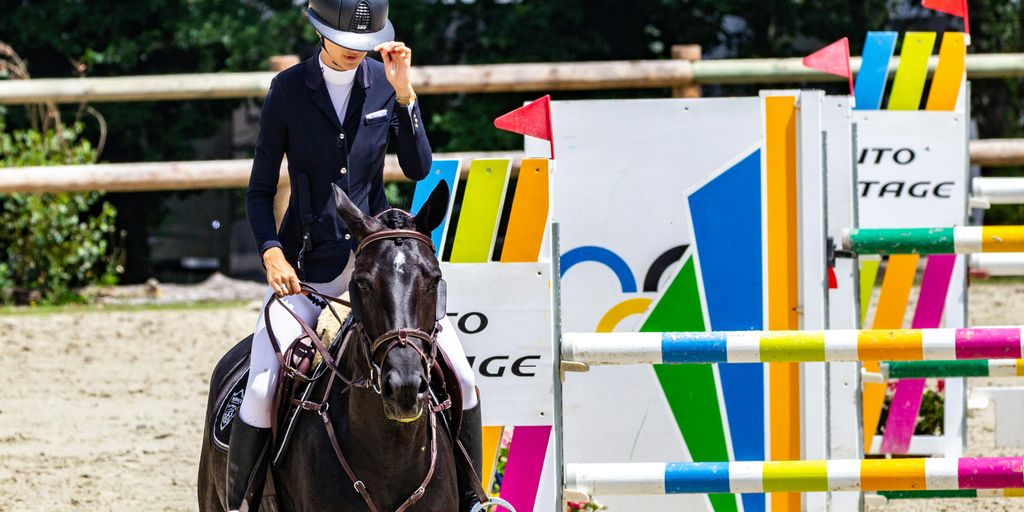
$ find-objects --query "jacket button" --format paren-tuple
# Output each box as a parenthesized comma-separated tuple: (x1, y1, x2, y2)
(338, 133, 345, 140)
(339, 167, 348, 175)
(344, 234, 351, 240)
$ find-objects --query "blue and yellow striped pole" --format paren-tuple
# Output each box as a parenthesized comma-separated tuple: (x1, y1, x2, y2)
(564, 458, 1024, 496)
(562, 327, 1024, 365)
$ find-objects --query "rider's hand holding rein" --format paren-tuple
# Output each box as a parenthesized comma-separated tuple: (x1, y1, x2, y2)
(374, 41, 415, 105)
(264, 247, 301, 297)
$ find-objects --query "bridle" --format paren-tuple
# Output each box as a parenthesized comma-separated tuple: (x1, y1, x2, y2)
(351, 228, 446, 401)
(265, 222, 454, 512)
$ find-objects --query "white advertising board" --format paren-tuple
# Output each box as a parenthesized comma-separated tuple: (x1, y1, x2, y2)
(530, 97, 765, 512)
(855, 111, 968, 228)
(443, 262, 554, 426)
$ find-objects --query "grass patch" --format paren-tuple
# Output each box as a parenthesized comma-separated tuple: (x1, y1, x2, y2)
(0, 300, 252, 316)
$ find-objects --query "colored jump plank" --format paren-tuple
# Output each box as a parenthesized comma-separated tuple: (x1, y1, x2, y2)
(926, 32, 967, 111)
(449, 159, 512, 263)
(564, 458, 1024, 496)
(888, 32, 937, 111)
(882, 359, 1024, 379)
(864, 252, 917, 452)
(843, 226, 1024, 255)
(561, 327, 1024, 365)
(410, 159, 460, 251)
(853, 32, 898, 110)
(499, 158, 549, 263)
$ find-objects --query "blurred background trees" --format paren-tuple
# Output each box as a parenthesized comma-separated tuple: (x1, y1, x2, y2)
(0, 0, 1020, 297)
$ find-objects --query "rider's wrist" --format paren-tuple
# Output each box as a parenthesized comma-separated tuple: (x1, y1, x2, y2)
(396, 88, 416, 106)
(262, 246, 283, 262)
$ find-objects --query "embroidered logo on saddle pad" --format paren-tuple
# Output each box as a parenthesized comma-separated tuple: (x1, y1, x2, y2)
(220, 388, 245, 431)
(212, 370, 248, 451)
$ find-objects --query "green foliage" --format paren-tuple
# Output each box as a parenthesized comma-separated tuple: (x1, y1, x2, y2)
(0, 114, 119, 305)
(385, 182, 413, 210)
(915, 387, 945, 435)
(876, 383, 944, 436)
(492, 443, 508, 495)
(0, 1, 315, 163)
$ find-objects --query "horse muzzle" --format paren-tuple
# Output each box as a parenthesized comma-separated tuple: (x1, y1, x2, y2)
(381, 371, 430, 422)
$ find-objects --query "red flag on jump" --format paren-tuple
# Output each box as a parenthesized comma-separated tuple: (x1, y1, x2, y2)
(923, 0, 971, 43)
(803, 37, 854, 99)
(494, 95, 555, 158)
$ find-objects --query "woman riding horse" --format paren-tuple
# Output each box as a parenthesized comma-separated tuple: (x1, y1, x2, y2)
(231, 0, 481, 510)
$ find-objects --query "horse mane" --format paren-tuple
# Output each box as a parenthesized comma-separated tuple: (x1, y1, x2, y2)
(376, 208, 417, 230)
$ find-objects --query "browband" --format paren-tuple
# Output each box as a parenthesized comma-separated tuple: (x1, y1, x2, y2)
(356, 229, 435, 255)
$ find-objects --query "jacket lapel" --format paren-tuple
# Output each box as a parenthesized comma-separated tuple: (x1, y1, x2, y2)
(305, 55, 344, 132)
(341, 59, 371, 138)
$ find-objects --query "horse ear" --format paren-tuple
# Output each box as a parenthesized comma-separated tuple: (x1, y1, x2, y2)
(332, 183, 380, 239)
(414, 183, 451, 236)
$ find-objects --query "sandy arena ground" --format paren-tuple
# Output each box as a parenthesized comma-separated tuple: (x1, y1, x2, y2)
(2, 282, 1024, 511)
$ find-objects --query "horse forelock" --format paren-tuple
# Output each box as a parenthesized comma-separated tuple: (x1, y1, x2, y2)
(375, 209, 416, 231)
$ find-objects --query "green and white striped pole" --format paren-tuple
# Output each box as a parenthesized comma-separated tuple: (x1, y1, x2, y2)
(876, 489, 1024, 500)
(843, 226, 1024, 255)
(881, 359, 1024, 379)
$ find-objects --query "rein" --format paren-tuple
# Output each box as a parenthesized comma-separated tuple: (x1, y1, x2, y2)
(264, 226, 464, 512)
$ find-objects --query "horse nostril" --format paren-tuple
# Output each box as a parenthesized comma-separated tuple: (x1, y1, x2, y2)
(418, 376, 429, 395)
(382, 373, 397, 398)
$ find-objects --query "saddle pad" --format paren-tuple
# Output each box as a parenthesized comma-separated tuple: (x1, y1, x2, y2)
(212, 368, 249, 452)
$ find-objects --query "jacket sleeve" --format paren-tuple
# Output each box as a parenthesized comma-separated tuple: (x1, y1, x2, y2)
(389, 96, 432, 181)
(246, 77, 288, 261)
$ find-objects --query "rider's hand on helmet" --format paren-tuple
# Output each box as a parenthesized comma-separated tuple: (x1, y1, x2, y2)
(263, 247, 302, 297)
(374, 41, 415, 105)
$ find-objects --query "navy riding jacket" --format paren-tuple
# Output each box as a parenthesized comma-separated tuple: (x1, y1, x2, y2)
(246, 54, 432, 283)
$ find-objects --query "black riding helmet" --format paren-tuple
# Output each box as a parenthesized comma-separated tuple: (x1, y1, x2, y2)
(307, 0, 395, 52)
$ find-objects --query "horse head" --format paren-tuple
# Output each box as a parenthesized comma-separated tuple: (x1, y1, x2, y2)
(331, 183, 450, 422)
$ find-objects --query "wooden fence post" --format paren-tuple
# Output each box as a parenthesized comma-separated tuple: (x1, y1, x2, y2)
(672, 45, 702, 98)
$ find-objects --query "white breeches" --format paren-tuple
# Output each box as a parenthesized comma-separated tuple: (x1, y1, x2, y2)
(238, 259, 478, 428)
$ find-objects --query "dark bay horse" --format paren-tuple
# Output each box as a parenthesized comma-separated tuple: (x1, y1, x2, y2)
(198, 183, 462, 511)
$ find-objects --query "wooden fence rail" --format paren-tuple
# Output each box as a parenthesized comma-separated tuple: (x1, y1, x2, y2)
(0, 139, 1020, 194)
(971, 139, 1024, 167)
(1, 53, 1022, 104)
(0, 152, 515, 193)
